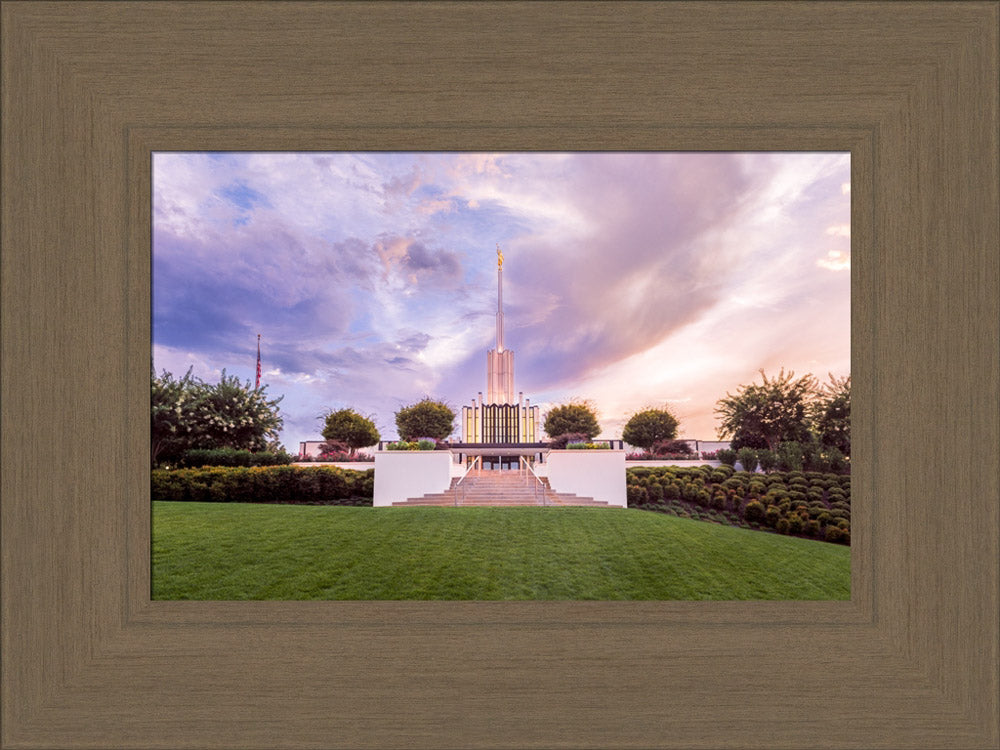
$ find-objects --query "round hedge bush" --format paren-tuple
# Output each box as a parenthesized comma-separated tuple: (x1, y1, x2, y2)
(825, 525, 848, 544)
(744, 500, 765, 523)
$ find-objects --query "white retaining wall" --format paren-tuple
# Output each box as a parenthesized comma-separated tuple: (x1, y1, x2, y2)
(373, 451, 453, 507)
(546, 450, 627, 507)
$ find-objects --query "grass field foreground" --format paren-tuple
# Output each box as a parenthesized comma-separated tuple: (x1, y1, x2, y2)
(152, 502, 850, 600)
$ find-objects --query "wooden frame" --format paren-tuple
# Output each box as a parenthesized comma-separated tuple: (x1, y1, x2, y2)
(2, 2, 996, 747)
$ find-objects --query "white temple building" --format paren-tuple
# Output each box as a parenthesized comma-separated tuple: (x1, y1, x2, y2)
(461, 245, 541, 444)
(372, 244, 626, 506)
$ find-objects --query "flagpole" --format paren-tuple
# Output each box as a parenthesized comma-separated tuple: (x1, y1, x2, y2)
(255, 333, 261, 389)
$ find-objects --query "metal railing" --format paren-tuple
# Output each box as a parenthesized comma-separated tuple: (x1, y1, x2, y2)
(454, 456, 481, 506)
(518, 456, 548, 507)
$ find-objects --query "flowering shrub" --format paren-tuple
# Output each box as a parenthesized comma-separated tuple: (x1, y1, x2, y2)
(650, 439, 694, 455)
(626, 452, 707, 460)
(151, 367, 283, 467)
(297, 451, 375, 463)
(566, 441, 611, 449)
(316, 440, 352, 461)
(385, 439, 437, 451)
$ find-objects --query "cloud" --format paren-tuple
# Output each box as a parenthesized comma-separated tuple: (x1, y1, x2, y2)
(153, 152, 850, 447)
(817, 250, 851, 271)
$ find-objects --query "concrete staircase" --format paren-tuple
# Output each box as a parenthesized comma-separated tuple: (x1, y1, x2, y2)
(392, 469, 610, 507)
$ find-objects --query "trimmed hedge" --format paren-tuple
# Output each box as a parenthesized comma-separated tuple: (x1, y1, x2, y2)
(179, 448, 294, 468)
(152, 466, 374, 505)
(626, 465, 850, 545)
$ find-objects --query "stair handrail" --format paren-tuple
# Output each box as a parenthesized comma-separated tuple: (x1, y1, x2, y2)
(454, 456, 481, 506)
(518, 456, 548, 507)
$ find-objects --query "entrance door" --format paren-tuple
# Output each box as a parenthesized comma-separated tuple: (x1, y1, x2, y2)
(479, 456, 519, 471)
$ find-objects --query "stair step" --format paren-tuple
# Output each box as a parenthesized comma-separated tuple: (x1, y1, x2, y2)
(391, 470, 612, 507)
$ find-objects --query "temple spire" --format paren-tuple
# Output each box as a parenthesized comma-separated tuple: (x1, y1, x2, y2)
(496, 243, 504, 352)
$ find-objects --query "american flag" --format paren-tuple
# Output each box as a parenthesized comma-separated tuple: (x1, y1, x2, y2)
(255, 334, 261, 389)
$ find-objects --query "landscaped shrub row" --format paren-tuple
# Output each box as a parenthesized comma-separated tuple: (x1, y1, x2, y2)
(178, 448, 294, 468)
(716, 444, 848, 474)
(625, 465, 850, 544)
(152, 466, 374, 505)
(385, 439, 442, 451)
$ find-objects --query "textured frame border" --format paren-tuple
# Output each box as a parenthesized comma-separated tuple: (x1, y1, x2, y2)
(3, 3, 997, 748)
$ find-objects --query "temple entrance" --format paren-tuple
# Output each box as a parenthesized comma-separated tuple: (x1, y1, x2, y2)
(480, 455, 521, 471)
(451, 442, 548, 472)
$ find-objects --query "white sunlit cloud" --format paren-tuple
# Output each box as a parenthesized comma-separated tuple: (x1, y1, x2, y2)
(817, 250, 851, 271)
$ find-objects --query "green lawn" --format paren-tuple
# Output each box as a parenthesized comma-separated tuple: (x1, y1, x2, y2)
(152, 502, 851, 600)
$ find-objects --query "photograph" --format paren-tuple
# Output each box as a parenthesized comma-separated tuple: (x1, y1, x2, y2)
(5, 2, 996, 747)
(152, 151, 852, 600)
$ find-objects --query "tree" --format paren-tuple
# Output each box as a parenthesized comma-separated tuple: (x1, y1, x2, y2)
(151, 367, 284, 466)
(395, 398, 455, 441)
(322, 408, 381, 455)
(197, 369, 283, 451)
(622, 406, 680, 450)
(543, 401, 600, 440)
(714, 369, 817, 452)
(151, 366, 204, 466)
(814, 373, 850, 457)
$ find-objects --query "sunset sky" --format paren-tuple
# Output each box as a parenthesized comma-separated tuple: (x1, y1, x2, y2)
(152, 152, 850, 451)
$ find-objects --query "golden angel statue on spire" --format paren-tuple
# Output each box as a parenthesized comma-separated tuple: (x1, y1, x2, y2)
(496, 243, 504, 269)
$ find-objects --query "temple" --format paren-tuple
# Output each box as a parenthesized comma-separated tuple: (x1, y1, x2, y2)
(372, 243, 626, 506)
(461, 245, 541, 445)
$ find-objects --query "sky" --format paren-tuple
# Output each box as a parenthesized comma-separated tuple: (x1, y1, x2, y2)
(152, 152, 850, 452)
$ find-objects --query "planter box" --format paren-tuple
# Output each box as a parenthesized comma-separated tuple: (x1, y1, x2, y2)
(546, 450, 626, 507)
(373, 451, 452, 507)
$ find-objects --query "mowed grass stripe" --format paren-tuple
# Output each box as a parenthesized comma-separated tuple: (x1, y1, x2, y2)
(152, 503, 850, 600)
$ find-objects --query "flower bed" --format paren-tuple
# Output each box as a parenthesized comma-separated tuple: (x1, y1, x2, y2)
(295, 453, 375, 463)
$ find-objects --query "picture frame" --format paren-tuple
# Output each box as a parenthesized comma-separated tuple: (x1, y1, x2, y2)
(3, 2, 996, 747)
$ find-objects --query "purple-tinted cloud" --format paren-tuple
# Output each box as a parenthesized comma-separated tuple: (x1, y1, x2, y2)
(153, 152, 850, 447)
